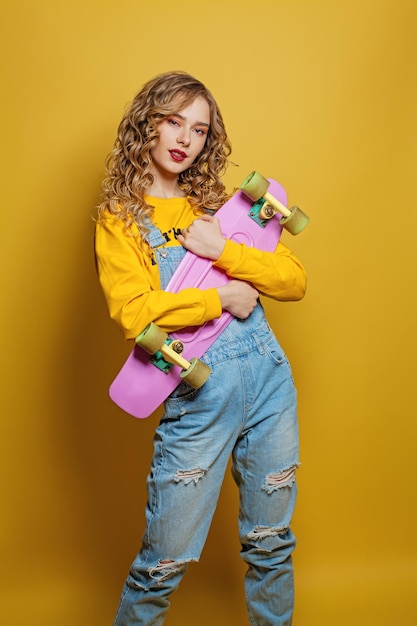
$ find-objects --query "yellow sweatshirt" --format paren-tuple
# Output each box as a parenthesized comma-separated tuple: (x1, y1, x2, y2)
(95, 196, 307, 340)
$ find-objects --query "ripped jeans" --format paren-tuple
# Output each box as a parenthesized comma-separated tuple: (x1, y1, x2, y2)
(114, 304, 299, 626)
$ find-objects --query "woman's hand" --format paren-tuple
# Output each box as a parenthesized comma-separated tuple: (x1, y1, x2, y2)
(178, 215, 259, 318)
(217, 280, 259, 319)
(177, 214, 226, 260)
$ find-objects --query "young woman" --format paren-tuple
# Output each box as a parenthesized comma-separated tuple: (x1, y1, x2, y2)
(95, 71, 307, 626)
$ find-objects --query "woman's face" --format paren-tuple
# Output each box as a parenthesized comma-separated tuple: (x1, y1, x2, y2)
(150, 96, 210, 179)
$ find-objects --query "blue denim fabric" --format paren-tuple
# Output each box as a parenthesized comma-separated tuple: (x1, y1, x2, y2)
(114, 227, 299, 626)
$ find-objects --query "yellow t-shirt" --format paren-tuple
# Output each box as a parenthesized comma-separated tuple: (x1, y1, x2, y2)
(150, 195, 197, 249)
(95, 196, 307, 340)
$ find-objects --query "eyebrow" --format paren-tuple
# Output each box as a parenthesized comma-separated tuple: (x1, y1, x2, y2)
(172, 113, 210, 128)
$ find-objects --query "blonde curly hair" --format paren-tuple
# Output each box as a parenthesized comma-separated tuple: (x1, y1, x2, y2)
(98, 71, 232, 241)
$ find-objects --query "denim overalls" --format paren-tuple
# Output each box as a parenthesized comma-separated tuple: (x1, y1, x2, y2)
(114, 222, 300, 626)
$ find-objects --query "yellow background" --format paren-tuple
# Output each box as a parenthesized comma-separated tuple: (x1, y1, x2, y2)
(1, 1, 416, 624)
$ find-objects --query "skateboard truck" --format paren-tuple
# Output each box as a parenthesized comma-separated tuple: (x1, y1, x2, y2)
(136, 323, 211, 389)
(241, 171, 309, 235)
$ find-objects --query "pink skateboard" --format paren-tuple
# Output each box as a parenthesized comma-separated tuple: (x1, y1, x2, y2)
(109, 172, 309, 418)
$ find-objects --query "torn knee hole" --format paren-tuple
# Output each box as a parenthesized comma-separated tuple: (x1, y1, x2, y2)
(174, 467, 206, 484)
(247, 525, 289, 540)
(148, 559, 181, 581)
(262, 465, 298, 493)
(148, 557, 195, 583)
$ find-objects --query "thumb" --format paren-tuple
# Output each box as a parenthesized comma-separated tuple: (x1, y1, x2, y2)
(200, 213, 214, 222)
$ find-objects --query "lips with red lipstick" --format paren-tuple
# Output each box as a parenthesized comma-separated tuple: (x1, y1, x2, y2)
(169, 149, 188, 163)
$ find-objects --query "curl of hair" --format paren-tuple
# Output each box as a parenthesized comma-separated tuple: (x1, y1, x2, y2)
(98, 71, 232, 243)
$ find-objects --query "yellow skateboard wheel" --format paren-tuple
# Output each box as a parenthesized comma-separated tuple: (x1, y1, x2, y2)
(280, 206, 310, 235)
(135, 322, 167, 354)
(240, 171, 269, 202)
(180, 358, 211, 389)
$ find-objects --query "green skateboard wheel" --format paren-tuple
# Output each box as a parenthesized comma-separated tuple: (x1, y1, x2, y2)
(180, 358, 211, 389)
(280, 206, 310, 235)
(240, 171, 269, 202)
(135, 322, 167, 354)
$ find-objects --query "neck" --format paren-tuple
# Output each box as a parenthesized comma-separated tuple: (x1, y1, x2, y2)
(147, 172, 185, 199)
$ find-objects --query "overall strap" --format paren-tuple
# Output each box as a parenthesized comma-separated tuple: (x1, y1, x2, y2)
(143, 218, 167, 250)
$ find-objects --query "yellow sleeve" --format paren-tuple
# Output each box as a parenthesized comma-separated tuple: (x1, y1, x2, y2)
(95, 215, 222, 340)
(213, 239, 307, 301)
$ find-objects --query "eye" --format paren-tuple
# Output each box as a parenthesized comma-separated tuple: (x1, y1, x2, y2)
(167, 117, 180, 127)
(194, 127, 208, 136)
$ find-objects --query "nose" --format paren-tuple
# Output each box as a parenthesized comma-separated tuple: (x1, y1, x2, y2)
(177, 128, 191, 146)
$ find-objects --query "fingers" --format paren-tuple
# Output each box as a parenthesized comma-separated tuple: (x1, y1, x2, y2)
(182, 215, 216, 234)
(180, 221, 195, 239)
(178, 216, 224, 259)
